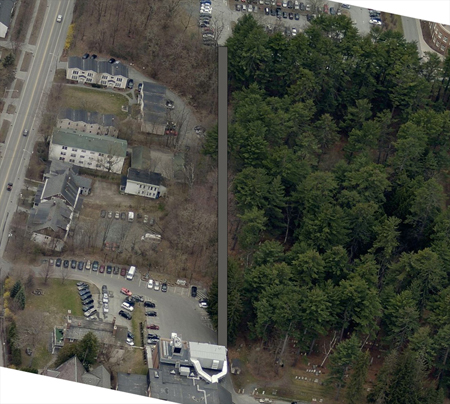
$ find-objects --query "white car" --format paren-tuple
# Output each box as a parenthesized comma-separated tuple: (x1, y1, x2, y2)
(121, 302, 134, 312)
(292, 28, 297, 36)
(147, 279, 154, 289)
(103, 303, 109, 313)
(85, 260, 91, 270)
(84, 308, 97, 317)
(199, 301, 208, 309)
(282, 0, 287, 7)
(154, 281, 160, 291)
(126, 339, 135, 346)
(369, 18, 382, 25)
(103, 293, 109, 304)
(248, 4, 253, 11)
(242, 4, 247, 11)
(56, 14, 62, 23)
(305, 3, 310, 11)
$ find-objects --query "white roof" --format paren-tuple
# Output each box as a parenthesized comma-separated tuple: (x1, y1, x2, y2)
(188, 342, 227, 362)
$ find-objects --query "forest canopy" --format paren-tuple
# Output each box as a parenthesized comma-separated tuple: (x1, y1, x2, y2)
(206, 13, 450, 402)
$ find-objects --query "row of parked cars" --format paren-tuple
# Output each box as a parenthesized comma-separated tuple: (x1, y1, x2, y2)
(199, 0, 215, 45)
(77, 282, 97, 317)
(53, 258, 129, 276)
(368, 9, 382, 25)
(146, 279, 168, 292)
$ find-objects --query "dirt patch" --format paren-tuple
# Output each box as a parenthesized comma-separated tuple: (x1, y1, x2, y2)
(6, 104, 15, 114)
(9, 0, 35, 43)
(12, 79, 23, 97)
(25, 141, 47, 181)
(0, 119, 10, 142)
(29, 0, 47, 46)
(381, 12, 403, 34)
(20, 51, 33, 72)
(61, 86, 129, 120)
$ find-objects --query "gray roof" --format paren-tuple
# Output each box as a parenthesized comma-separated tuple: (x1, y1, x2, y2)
(52, 128, 127, 157)
(141, 82, 168, 124)
(28, 199, 71, 233)
(117, 373, 148, 396)
(148, 364, 232, 404)
(131, 146, 152, 170)
(59, 109, 118, 127)
(64, 317, 128, 344)
(0, 0, 15, 27)
(82, 365, 111, 389)
(68, 57, 128, 78)
(45, 160, 79, 178)
(51, 356, 85, 382)
(41, 170, 81, 209)
(127, 168, 162, 186)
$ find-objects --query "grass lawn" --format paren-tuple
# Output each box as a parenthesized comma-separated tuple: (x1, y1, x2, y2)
(131, 304, 144, 347)
(118, 348, 147, 375)
(61, 86, 129, 120)
(19, 343, 53, 370)
(26, 278, 84, 317)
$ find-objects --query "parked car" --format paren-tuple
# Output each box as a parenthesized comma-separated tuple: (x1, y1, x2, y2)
(49, 259, 54, 266)
(102, 285, 108, 294)
(143, 215, 149, 224)
(103, 293, 109, 303)
(127, 79, 134, 89)
(134, 295, 144, 302)
(56, 258, 62, 267)
(282, 11, 287, 18)
(63, 260, 69, 268)
(84, 308, 97, 317)
(300, 2, 305, 10)
(79, 289, 90, 296)
(120, 267, 127, 277)
(120, 212, 126, 220)
(56, 14, 62, 22)
(121, 288, 132, 296)
(125, 297, 135, 306)
(289, 12, 293, 19)
(154, 281, 160, 291)
(108, 58, 116, 64)
(147, 338, 159, 345)
(81, 294, 93, 302)
(295, 12, 299, 19)
(101, 210, 106, 218)
(71, 260, 77, 269)
(92, 261, 99, 271)
(161, 283, 168, 293)
(103, 303, 109, 313)
(329, 7, 335, 14)
(323, 4, 328, 13)
(77, 282, 88, 287)
(292, 27, 298, 36)
(341, 3, 350, 8)
(77, 285, 88, 291)
(90, 54, 97, 59)
(82, 298, 94, 306)
(82, 304, 94, 312)
(85, 260, 91, 270)
(147, 324, 160, 330)
(99, 265, 105, 273)
(147, 279, 154, 289)
(144, 301, 156, 308)
(147, 334, 159, 340)
(145, 311, 157, 317)
(82, 53, 89, 59)
(236, 4, 241, 10)
(78, 261, 84, 270)
(191, 286, 198, 297)
(113, 266, 120, 275)
(106, 265, 113, 274)
(115, 211, 120, 219)
(199, 301, 208, 308)
(287, 0, 292, 8)
(107, 211, 113, 219)
(119, 310, 132, 320)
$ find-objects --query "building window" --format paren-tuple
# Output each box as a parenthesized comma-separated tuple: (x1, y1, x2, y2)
(62, 146, 68, 150)
(102, 75, 107, 79)
(80, 155, 85, 158)
(117, 78, 122, 82)
(88, 162, 92, 166)
(71, 75, 77, 80)
(444, 37, 448, 43)
(78, 161, 83, 164)
(59, 157, 65, 161)
(71, 154, 76, 157)
(96, 164, 101, 168)
(101, 80, 106, 85)
(69, 159, 75, 163)
(72, 148, 78, 152)
(81, 150, 86, 153)
(73, 71, 79, 75)
(99, 153, 104, 157)
(439, 32, 443, 38)
(61, 152, 66, 156)
(442, 45, 446, 51)
(88, 73, 93, 77)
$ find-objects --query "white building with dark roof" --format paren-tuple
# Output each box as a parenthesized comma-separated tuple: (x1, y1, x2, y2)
(58, 109, 118, 137)
(49, 128, 127, 174)
(66, 56, 129, 89)
(139, 81, 169, 135)
(0, 0, 16, 38)
(122, 167, 167, 199)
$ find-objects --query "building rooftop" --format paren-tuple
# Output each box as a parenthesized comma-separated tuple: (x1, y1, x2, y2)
(117, 373, 148, 396)
(0, 0, 15, 27)
(68, 57, 129, 78)
(131, 146, 152, 170)
(148, 363, 232, 404)
(59, 109, 118, 127)
(27, 199, 71, 233)
(51, 128, 127, 157)
(127, 168, 162, 186)
(189, 342, 227, 363)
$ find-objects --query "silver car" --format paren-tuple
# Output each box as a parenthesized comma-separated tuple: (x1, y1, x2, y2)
(103, 293, 109, 303)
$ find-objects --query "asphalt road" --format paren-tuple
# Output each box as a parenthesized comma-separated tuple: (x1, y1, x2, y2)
(0, 0, 75, 258)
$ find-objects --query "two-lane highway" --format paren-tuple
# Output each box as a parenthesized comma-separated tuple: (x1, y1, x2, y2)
(0, 0, 75, 256)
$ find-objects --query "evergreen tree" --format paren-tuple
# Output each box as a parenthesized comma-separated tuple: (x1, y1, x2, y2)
(345, 350, 370, 404)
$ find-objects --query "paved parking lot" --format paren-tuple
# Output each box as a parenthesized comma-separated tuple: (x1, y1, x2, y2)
(48, 263, 214, 344)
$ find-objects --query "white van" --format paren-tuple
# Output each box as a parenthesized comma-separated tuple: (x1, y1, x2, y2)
(128, 211, 134, 222)
(127, 265, 136, 280)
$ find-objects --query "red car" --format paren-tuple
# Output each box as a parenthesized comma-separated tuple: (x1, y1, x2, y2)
(323, 4, 328, 13)
(99, 265, 105, 273)
(120, 267, 127, 277)
(121, 287, 132, 296)
(147, 324, 160, 330)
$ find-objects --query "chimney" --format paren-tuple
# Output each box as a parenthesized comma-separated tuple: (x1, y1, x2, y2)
(67, 320, 71, 329)
(113, 325, 117, 336)
(112, 317, 116, 327)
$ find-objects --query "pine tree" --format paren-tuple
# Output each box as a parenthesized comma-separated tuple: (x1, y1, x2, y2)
(10, 280, 22, 299)
(345, 350, 370, 404)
